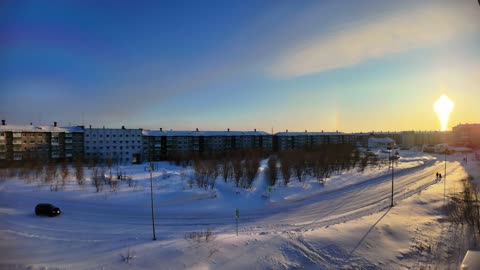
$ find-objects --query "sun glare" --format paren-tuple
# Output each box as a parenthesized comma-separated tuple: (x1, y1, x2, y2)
(434, 95, 454, 131)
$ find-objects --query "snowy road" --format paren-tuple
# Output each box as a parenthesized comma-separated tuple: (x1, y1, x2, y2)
(1, 160, 460, 243)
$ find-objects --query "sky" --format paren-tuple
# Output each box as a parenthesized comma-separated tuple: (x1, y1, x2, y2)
(1, 0, 479, 133)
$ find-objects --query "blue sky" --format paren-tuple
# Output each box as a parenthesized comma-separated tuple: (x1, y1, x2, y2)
(1, 0, 479, 132)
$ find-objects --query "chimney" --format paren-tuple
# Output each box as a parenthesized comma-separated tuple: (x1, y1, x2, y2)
(89, 125, 92, 129)
(305, 130, 307, 133)
(286, 129, 288, 132)
(122, 126, 125, 130)
(54, 121, 57, 127)
(227, 128, 230, 132)
(254, 128, 256, 132)
(1, 120, 4, 126)
(30, 122, 33, 125)
(196, 128, 199, 132)
(160, 128, 163, 132)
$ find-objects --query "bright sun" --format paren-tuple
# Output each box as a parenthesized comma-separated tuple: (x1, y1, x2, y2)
(434, 95, 454, 131)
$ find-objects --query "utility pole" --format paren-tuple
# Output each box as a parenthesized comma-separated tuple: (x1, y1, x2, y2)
(444, 147, 447, 205)
(390, 151, 394, 208)
(149, 161, 157, 240)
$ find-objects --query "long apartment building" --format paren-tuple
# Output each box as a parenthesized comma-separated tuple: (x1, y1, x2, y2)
(143, 128, 273, 160)
(452, 124, 480, 147)
(1, 118, 463, 165)
(83, 126, 143, 164)
(274, 130, 369, 151)
(0, 120, 84, 164)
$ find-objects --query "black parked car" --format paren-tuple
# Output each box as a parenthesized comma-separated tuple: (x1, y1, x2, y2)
(35, 203, 61, 217)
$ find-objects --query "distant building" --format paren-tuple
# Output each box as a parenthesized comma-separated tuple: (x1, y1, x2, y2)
(0, 120, 84, 164)
(142, 129, 272, 161)
(368, 137, 396, 149)
(84, 126, 143, 164)
(273, 131, 370, 151)
(453, 124, 480, 148)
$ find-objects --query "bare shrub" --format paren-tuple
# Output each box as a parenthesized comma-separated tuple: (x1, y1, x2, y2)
(120, 249, 136, 264)
(446, 179, 480, 237)
(184, 228, 216, 243)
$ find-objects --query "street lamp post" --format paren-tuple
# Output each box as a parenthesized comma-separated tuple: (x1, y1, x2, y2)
(390, 151, 394, 207)
(444, 147, 447, 204)
(149, 161, 157, 240)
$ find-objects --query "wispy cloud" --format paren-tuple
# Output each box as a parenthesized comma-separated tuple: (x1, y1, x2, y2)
(269, 3, 479, 79)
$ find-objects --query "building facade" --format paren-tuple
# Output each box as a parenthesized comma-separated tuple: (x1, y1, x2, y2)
(0, 120, 84, 164)
(84, 126, 143, 164)
(453, 124, 480, 148)
(143, 129, 273, 160)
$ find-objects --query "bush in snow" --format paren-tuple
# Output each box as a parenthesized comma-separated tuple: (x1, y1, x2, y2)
(446, 178, 480, 236)
(120, 249, 136, 264)
(184, 228, 216, 243)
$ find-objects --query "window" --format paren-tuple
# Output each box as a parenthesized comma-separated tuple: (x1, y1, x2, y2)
(107, 135, 110, 137)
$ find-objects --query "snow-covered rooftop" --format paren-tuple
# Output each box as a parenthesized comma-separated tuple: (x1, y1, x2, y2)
(0, 124, 84, 133)
(274, 132, 345, 136)
(143, 130, 271, 137)
(368, 137, 395, 143)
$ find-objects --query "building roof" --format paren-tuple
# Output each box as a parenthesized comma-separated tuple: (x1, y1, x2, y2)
(0, 124, 84, 133)
(143, 130, 270, 137)
(274, 131, 344, 136)
(454, 123, 480, 129)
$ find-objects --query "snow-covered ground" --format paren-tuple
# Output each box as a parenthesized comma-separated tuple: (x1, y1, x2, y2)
(0, 150, 477, 269)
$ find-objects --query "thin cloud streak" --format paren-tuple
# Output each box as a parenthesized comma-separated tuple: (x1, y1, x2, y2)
(270, 4, 479, 79)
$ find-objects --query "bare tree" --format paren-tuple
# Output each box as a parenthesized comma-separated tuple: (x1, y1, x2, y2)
(74, 158, 85, 186)
(92, 167, 103, 192)
(267, 156, 278, 186)
(60, 160, 69, 189)
(280, 154, 292, 186)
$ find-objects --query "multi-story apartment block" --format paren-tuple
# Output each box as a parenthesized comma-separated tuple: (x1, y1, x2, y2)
(143, 129, 273, 161)
(0, 120, 84, 164)
(273, 131, 364, 151)
(452, 124, 480, 148)
(84, 126, 143, 164)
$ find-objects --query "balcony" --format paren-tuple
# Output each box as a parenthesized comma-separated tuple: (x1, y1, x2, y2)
(13, 140, 22, 145)
(13, 133, 22, 138)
